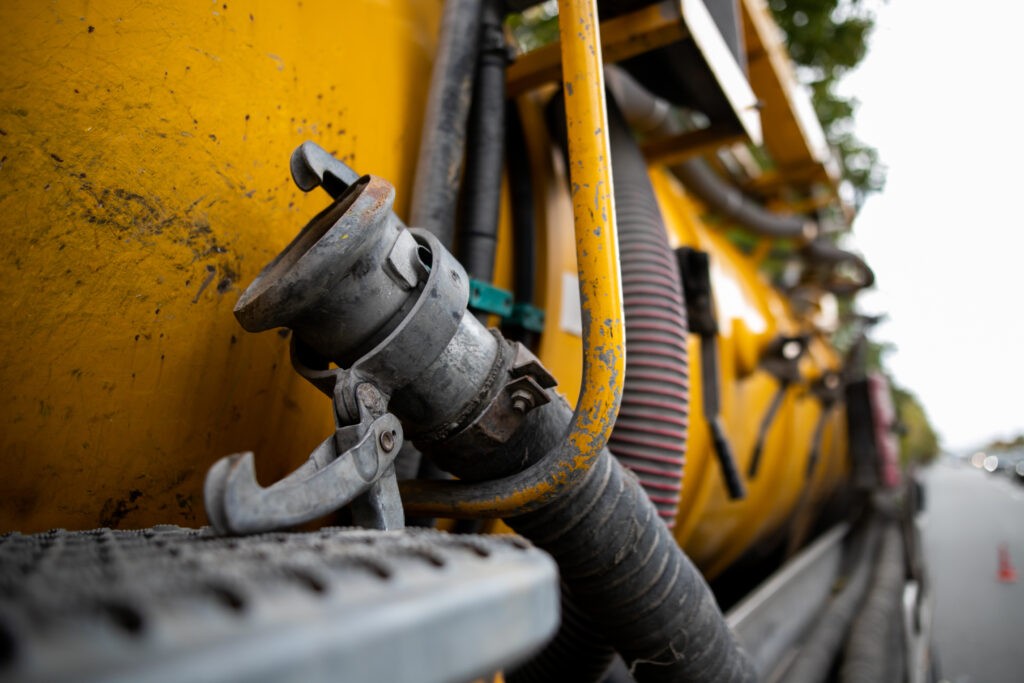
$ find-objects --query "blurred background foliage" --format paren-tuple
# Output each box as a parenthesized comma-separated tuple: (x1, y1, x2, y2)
(982, 434, 1024, 453)
(893, 385, 940, 465)
(767, 0, 886, 206)
(866, 338, 940, 464)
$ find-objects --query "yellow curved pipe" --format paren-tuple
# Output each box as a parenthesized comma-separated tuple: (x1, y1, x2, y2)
(400, 0, 625, 516)
(552, 0, 624, 477)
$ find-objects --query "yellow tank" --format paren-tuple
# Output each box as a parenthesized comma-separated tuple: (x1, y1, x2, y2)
(0, 0, 441, 531)
(0, 0, 850, 581)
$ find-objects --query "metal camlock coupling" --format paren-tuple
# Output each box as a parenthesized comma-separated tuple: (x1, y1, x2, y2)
(204, 143, 555, 535)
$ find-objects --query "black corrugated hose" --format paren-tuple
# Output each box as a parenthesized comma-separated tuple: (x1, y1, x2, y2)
(778, 518, 883, 683)
(509, 90, 701, 683)
(509, 581, 616, 683)
(603, 65, 815, 242)
(671, 160, 816, 241)
(840, 523, 906, 683)
(465, 398, 756, 683)
(544, 89, 690, 528)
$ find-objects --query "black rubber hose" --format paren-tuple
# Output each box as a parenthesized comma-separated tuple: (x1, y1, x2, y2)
(840, 524, 906, 683)
(502, 99, 541, 348)
(801, 239, 876, 295)
(672, 160, 817, 241)
(511, 93, 695, 682)
(458, 0, 508, 281)
(604, 65, 817, 242)
(430, 393, 754, 682)
(503, 400, 756, 683)
(779, 519, 883, 683)
(409, 0, 484, 249)
(403, 0, 485, 493)
(508, 583, 616, 683)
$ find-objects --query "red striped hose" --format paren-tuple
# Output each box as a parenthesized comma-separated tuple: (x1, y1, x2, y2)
(605, 93, 689, 527)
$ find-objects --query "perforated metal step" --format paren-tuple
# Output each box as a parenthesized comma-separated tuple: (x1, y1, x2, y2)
(0, 526, 559, 683)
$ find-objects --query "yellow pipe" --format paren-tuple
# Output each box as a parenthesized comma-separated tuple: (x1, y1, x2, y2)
(400, 0, 625, 516)
(555, 0, 624, 472)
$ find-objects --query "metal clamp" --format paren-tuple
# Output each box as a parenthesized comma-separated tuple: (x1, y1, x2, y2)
(204, 382, 405, 535)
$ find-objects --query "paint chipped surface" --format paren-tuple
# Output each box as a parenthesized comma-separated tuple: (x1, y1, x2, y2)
(0, 0, 442, 532)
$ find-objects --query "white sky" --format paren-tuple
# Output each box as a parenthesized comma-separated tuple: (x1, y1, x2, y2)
(840, 0, 1024, 451)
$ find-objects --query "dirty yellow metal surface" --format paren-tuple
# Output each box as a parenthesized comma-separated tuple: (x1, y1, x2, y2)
(553, 0, 624, 470)
(649, 168, 847, 575)
(740, 0, 839, 192)
(0, 0, 850, 578)
(506, 0, 689, 97)
(0, 1, 441, 532)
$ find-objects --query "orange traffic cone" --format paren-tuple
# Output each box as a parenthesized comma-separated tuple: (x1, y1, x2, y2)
(997, 544, 1018, 584)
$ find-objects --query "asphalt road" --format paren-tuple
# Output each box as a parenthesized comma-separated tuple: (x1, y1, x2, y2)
(920, 459, 1024, 683)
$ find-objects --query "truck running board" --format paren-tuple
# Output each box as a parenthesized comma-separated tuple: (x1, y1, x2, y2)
(0, 527, 558, 683)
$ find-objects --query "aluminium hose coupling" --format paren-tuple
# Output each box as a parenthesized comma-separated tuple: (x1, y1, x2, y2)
(206, 172, 556, 534)
(233, 175, 437, 370)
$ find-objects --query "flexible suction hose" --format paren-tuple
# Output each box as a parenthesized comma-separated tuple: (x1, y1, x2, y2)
(510, 92, 694, 682)
(509, 584, 615, 682)
(547, 91, 690, 527)
(840, 524, 906, 683)
(462, 398, 755, 683)
(604, 95, 690, 527)
(604, 65, 815, 242)
(779, 519, 882, 683)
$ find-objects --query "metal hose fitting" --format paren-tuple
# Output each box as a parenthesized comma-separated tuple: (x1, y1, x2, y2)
(218, 170, 754, 683)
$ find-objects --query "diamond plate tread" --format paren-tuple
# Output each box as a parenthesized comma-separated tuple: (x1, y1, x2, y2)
(0, 526, 559, 683)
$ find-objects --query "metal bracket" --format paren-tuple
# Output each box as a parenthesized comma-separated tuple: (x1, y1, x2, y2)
(803, 371, 843, 480)
(204, 381, 405, 535)
(748, 334, 810, 478)
(468, 278, 514, 318)
(506, 302, 546, 333)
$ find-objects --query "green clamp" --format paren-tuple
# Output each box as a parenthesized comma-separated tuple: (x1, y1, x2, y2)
(507, 302, 546, 333)
(468, 279, 514, 318)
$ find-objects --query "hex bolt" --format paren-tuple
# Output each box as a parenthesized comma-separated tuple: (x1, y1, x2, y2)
(510, 390, 535, 414)
(379, 430, 396, 453)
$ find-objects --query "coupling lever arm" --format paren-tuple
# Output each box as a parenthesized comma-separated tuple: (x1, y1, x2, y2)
(204, 383, 404, 535)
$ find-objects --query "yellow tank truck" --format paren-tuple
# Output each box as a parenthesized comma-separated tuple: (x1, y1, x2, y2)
(0, 1, 933, 682)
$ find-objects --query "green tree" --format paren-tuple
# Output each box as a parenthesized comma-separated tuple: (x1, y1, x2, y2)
(768, 0, 886, 205)
(892, 386, 940, 465)
(860, 336, 940, 464)
(983, 434, 1024, 452)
